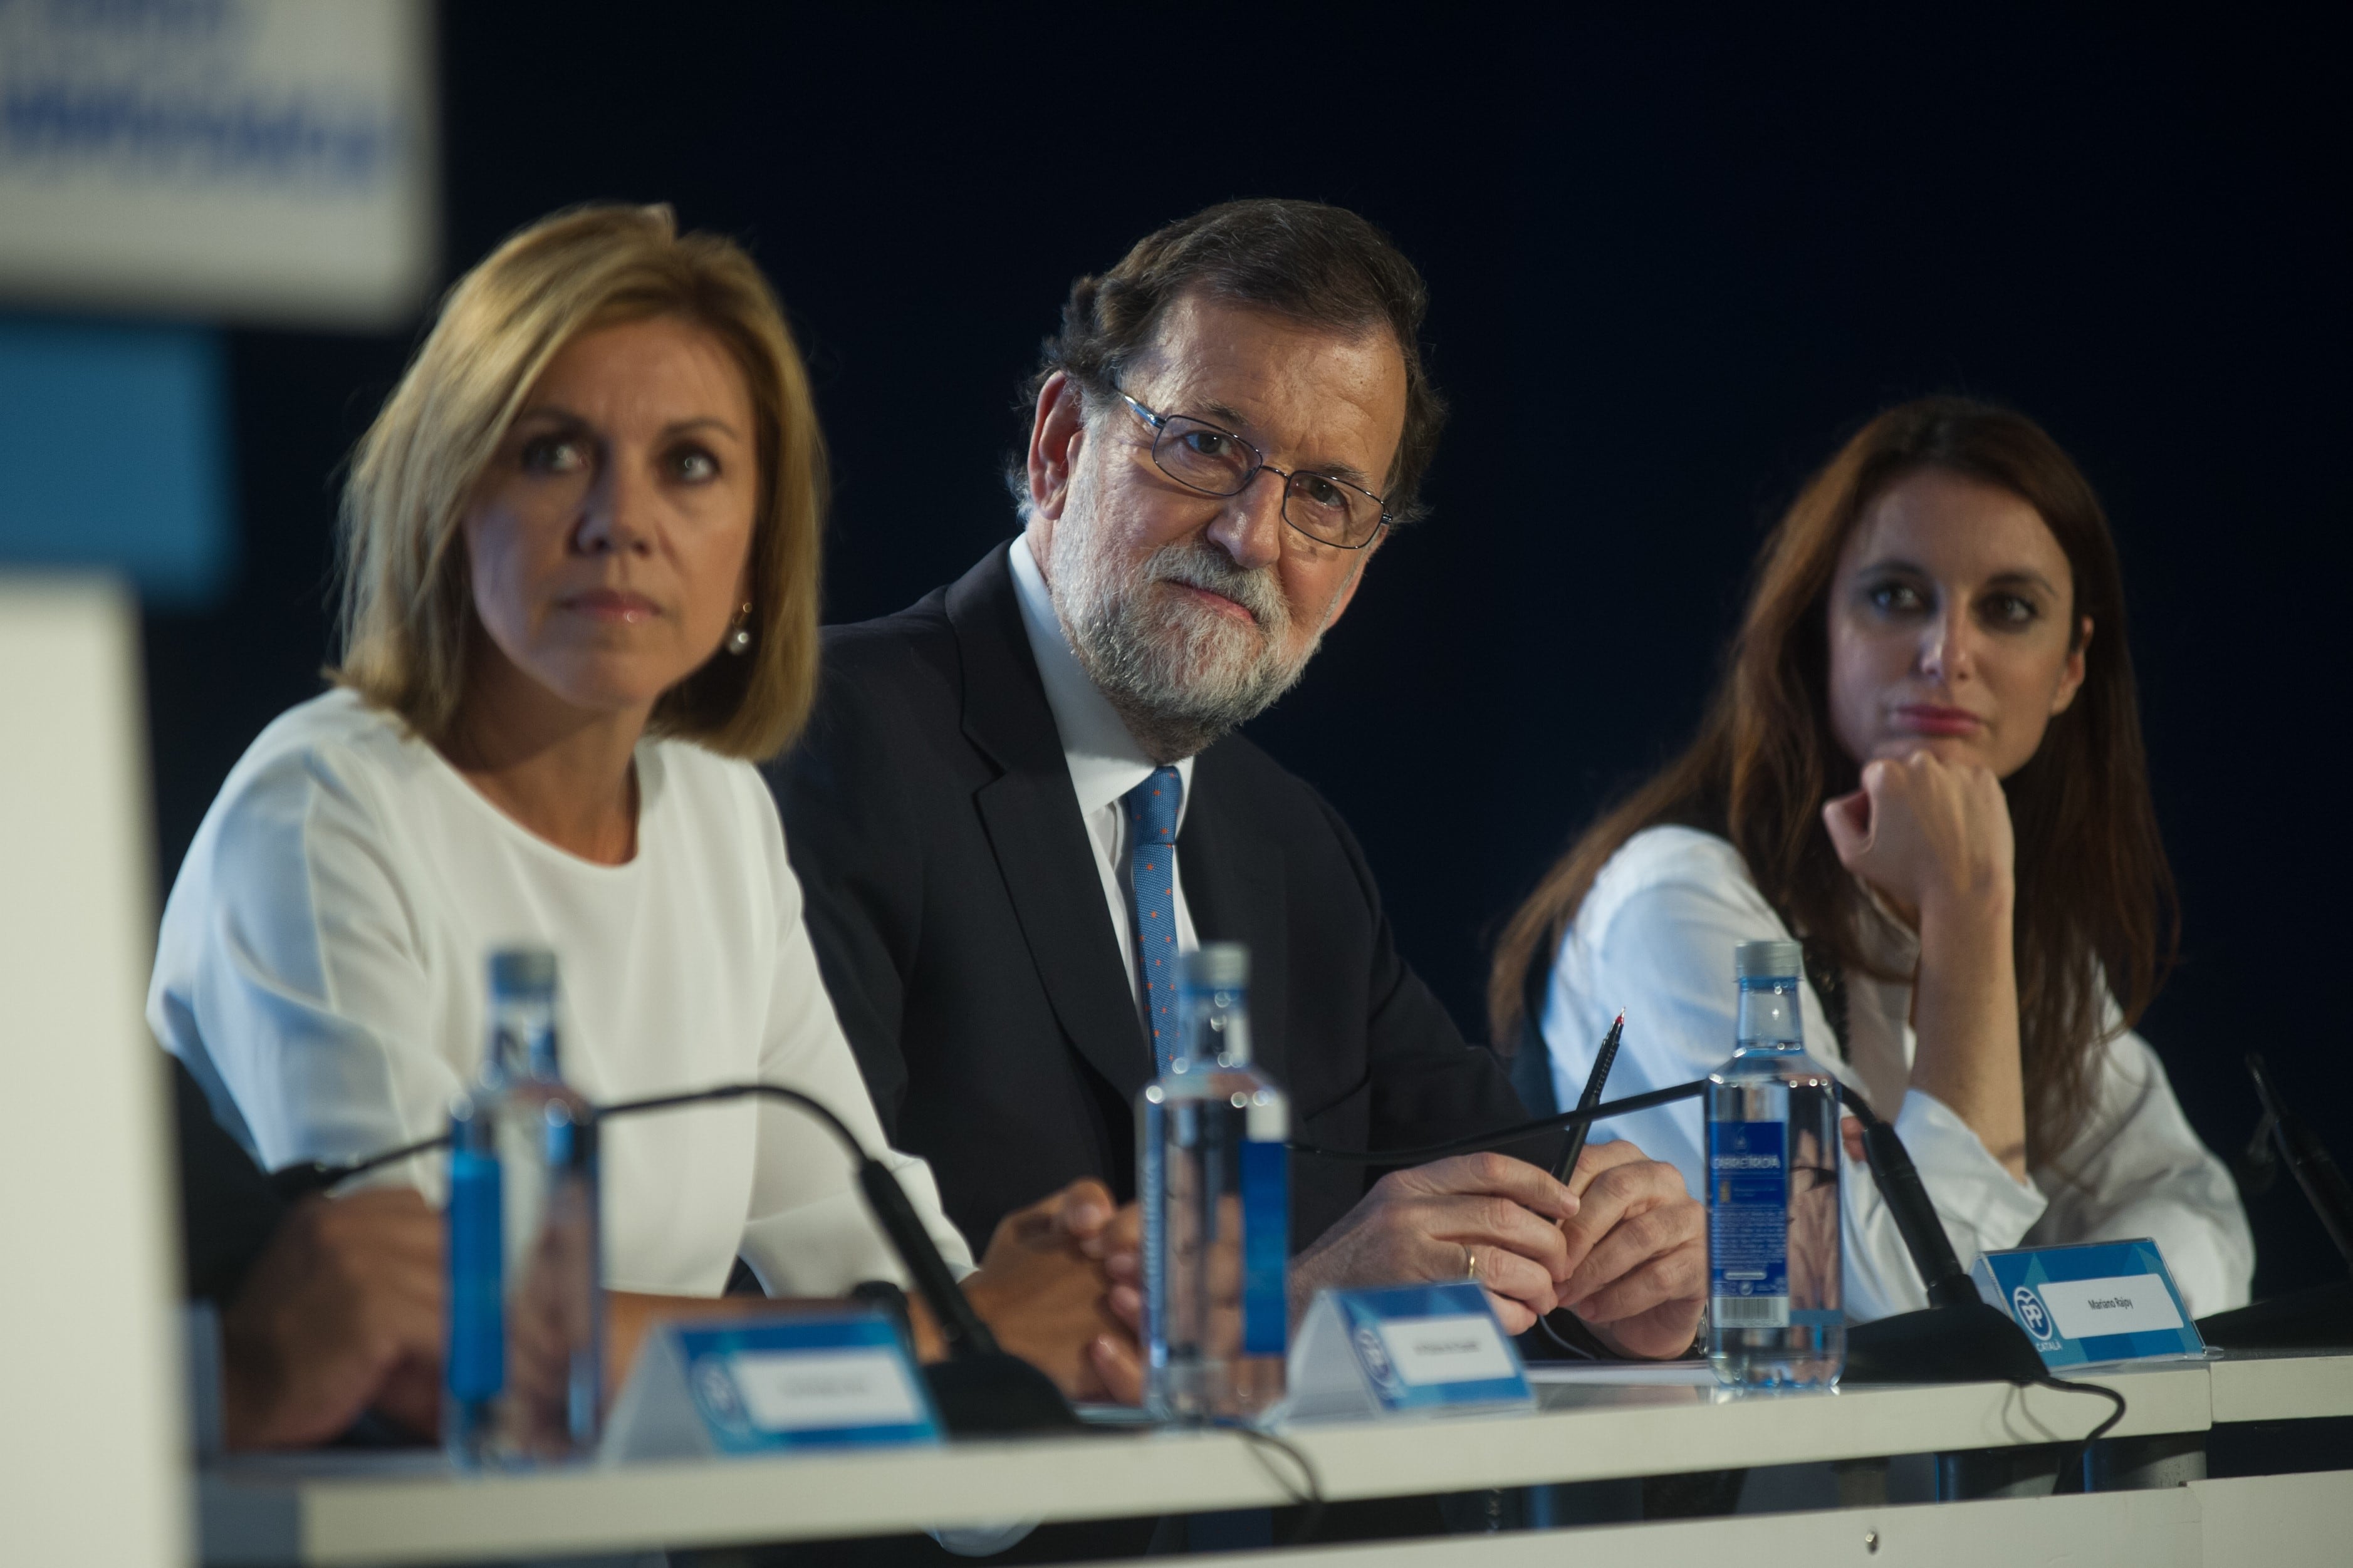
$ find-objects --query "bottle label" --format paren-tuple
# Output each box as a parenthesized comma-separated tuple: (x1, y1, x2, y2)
(1139, 1097, 1166, 1363)
(1240, 1138, 1289, 1356)
(446, 1147, 505, 1400)
(1707, 1118, 1789, 1327)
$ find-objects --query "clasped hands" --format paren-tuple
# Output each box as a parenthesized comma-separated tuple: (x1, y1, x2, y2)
(971, 1138, 1709, 1399)
(224, 1147, 1707, 1447)
(1279, 1145, 1708, 1361)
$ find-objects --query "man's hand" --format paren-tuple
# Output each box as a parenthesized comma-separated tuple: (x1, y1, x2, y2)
(1555, 1141, 1706, 1359)
(1287, 1153, 1580, 1333)
(220, 1188, 442, 1450)
(959, 1178, 1142, 1403)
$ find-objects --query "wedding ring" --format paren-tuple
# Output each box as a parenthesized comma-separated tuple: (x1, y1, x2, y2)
(1465, 1246, 1480, 1282)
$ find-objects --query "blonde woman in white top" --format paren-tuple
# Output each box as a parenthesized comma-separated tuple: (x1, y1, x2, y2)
(152, 205, 1138, 1408)
(1492, 398, 2250, 1324)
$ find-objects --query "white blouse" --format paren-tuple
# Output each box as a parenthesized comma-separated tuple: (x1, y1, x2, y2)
(149, 690, 974, 1297)
(1540, 826, 2252, 1321)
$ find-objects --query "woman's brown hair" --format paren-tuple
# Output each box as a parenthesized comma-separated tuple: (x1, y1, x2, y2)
(1490, 397, 2176, 1165)
(334, 203, 827, 759)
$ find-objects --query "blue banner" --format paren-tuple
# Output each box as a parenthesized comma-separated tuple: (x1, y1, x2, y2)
(0, 318, 232, 602)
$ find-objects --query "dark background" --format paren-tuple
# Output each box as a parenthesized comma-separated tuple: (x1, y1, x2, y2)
(140, 11, 2350, 1300)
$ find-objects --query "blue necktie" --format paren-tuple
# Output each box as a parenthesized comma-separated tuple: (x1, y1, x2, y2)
(1124, 767, 1184, 1071)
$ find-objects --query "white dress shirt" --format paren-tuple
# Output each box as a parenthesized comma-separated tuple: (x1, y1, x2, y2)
(1541, 825, 2253, 1321)
(1009, 534, 1200, 1020)
(148, 689, 974, 1297)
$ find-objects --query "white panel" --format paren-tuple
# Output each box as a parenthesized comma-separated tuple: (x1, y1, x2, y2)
(1169, 1489, 2204, 1568)
(2194, 1471, 2353, 1568)
(2210, 1351, 2353, 1423)
(197, 1359, 2229, 1561)
(0, 576, 183, 1564)
(0, 0, 437, 327)
(192, 1367, 2353, 1563)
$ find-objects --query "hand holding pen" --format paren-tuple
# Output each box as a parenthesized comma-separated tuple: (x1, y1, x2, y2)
(1536, 1009, 1709, 1361)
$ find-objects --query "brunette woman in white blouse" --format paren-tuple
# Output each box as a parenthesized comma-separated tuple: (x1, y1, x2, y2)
(1492, 398, 2251, 1323)
(152, 205, 1135, 1399)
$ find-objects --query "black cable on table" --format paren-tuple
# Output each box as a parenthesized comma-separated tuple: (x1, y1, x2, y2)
(1216, 1420, 1327, 1545)
(2037, 1375, 2130, 1494)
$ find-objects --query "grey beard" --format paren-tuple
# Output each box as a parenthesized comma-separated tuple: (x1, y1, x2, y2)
(1048, 530, 1327, 766)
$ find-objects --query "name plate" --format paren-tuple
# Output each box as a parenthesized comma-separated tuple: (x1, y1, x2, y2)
(1283, 1283, 1533, 1423)
(1970, 1238, 2206, 1370)
(602, 1311, 942, 1460)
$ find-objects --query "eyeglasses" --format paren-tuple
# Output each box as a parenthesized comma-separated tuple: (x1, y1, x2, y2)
(1119, 392, 1390, 551)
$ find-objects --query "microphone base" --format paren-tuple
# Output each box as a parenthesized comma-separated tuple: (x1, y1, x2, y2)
(2198, 1280, 2353, 1351)
(1844, 1301, 2050, 1384)
(922, 1351, 1083, 1436)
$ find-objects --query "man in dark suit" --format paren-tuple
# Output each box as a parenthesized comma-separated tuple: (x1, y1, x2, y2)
(172, 1052, 443, 1446)
(771, 200, 1704, 1387)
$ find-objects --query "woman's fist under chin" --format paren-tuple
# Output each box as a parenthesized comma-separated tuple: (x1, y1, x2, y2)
(1820, 750, 2013, 924)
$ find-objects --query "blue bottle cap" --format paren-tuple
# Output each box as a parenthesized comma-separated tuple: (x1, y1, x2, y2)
(488, 947, 558, 997)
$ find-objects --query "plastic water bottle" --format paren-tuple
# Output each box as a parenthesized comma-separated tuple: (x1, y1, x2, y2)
(1706, 939, 1844, 1388)
(1139, 943, 1290, 1423)
(445, 948, 604, 1465)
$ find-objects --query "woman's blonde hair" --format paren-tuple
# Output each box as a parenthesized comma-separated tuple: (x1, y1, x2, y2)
(333, 202, 827, 759)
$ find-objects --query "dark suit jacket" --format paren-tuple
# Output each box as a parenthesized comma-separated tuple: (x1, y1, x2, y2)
(172, 1052, 287, 1304)
(768, 544, 1555, 1252)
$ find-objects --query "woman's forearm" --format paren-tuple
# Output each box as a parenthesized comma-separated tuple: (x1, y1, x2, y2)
(1908, 889, 2029, 1181)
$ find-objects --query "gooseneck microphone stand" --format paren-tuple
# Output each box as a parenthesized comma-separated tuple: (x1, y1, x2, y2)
(278, 1082, 1078, 1435)
(2196, 1054, 2353, 1350)
(1840, 1095, 2052, 1383)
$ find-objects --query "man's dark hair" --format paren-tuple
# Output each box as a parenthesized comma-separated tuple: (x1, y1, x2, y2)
(1018, 198, 1448, 524)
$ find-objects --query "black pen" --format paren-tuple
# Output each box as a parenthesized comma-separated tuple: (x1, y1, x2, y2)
(1553, 1010, 1625, 1183)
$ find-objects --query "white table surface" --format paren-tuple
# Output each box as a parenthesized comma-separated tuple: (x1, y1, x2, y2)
(2208, 1347, 2353, 1423)
(198, 1356, 2258, 1567)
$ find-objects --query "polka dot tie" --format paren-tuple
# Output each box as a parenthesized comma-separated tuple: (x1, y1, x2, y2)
(1124, 766, 1184, 1072)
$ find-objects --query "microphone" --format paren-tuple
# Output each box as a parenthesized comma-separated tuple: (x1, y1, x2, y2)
(1840, 1096, 2129, 1494)
(845, 1140, 1075, 1435)
(2196, 1057, 2353, 1351)
(1845, 1095, 1980, 1312)
(1841, 1094, 2048, 1386)
(274, 1081, 1077, 1435)
(2247, 1054, 2353, 1266)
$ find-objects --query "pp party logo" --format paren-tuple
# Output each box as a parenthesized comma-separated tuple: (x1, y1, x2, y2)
(2012, 1285, 2058, 1344)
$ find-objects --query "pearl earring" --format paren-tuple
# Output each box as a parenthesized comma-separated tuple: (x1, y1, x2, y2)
(726, 603, 754, 655)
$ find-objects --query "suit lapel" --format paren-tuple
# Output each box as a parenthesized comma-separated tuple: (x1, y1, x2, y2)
(950, 547, 1157, 1104)
(1178, 745, 1290, 1092)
